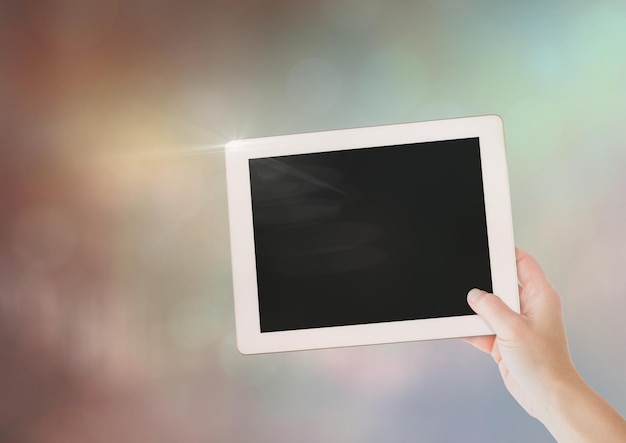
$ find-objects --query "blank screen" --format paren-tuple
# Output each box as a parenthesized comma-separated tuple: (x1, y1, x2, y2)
(249, 137, 492, 333)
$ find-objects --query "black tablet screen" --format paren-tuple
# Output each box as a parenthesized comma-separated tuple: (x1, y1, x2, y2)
(249, 137, 492, 333)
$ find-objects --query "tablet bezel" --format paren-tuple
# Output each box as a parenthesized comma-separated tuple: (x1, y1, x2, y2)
(225, 115, 518, 354)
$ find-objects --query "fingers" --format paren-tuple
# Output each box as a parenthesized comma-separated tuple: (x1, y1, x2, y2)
(515, 247, 562, 316)
(515, 247, 548, 290)
(461, 336, 503, 367)
(467, 288, 522, 337)
(461, 335, 495, 354)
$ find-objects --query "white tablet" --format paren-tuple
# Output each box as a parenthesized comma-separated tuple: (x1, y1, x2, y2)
(225, 115, 518, 354)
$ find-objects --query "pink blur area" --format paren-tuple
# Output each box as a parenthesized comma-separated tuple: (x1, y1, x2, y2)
(0, 1, 257, 441)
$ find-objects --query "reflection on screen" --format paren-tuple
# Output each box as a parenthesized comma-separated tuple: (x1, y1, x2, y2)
(249, 138, 492, 332)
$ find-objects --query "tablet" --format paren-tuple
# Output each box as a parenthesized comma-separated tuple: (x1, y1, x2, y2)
(225, 115, 518, 354)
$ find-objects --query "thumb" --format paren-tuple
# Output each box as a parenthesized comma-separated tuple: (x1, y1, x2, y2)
(467, 288, 521, 336)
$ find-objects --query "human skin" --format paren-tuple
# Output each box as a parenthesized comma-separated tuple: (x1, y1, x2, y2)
(464, 248, 626, 442)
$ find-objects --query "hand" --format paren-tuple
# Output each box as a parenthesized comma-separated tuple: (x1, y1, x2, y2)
(464, 248, 579, 419)
(464, 248, 626, 442)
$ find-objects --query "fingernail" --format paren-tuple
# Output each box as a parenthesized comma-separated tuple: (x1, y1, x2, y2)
(467, 288, 486, 304)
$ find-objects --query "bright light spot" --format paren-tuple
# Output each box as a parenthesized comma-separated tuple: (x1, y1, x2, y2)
(286, 58, 343, 114)
(225, 140, 244, 151)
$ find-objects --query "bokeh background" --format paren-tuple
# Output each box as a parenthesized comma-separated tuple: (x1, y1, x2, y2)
(1, 0, 625, 441)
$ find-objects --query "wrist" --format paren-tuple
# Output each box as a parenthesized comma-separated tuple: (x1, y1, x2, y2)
(539, 371, 626, 442)
(540, 369, 585, 424)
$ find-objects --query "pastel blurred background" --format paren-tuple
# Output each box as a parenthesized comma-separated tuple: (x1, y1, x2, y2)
(1, 0, 625, 441)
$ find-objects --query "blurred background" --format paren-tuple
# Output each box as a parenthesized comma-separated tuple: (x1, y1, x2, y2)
(1, 0, 625, 441)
